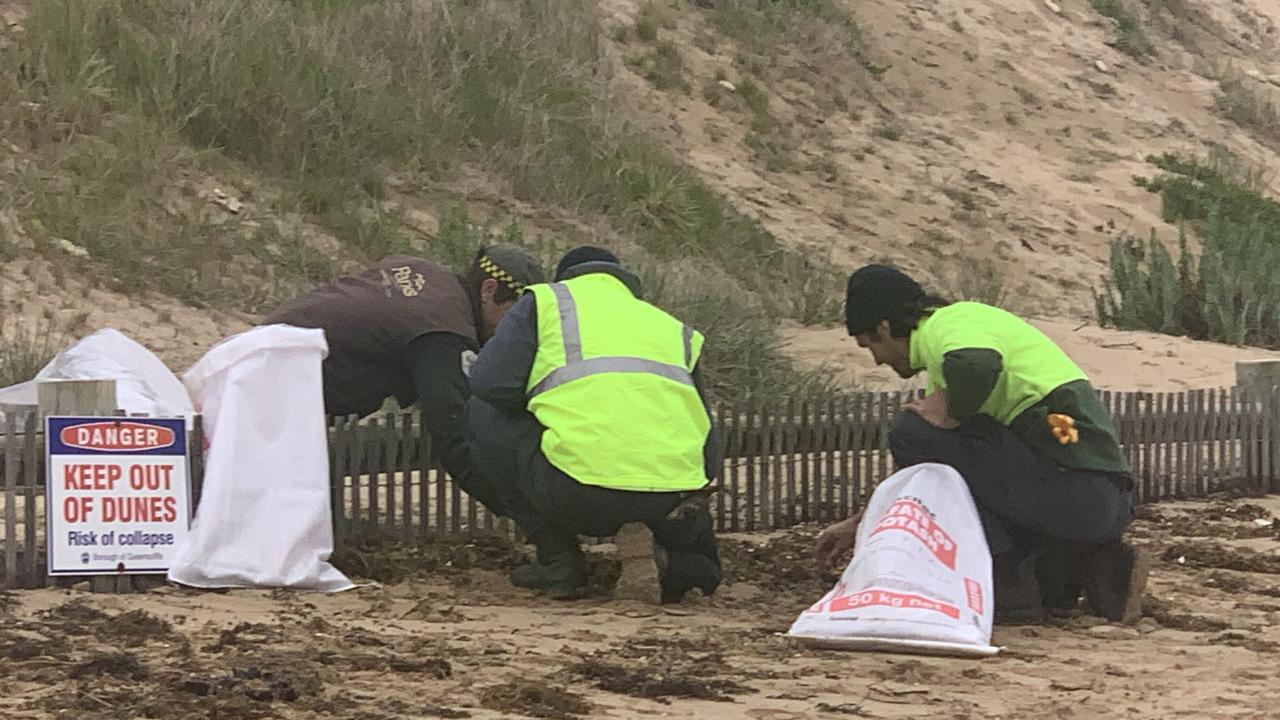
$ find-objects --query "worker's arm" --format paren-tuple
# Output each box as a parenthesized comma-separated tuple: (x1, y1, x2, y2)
(692, 362, 723, 481)
(405, 332, 480, 483)
(468, 292, 538, 412)
(940, 348, 1003, 420)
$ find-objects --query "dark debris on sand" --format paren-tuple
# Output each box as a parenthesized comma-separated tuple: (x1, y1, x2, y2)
(330, 523, 528, 583)
(719, 524, 839, 602)
(479, 680, 593, 719)
(571, 634, 754, 703)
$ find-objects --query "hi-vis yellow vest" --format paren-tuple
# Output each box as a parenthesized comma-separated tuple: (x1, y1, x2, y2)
(526, 273, 711, 492)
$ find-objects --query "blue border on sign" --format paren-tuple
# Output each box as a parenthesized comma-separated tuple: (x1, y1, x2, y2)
(45, 415, 193, 577)
(47, 416, 187, 456)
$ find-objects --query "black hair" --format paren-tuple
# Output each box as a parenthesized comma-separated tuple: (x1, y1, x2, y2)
(886, 293, 952, 338)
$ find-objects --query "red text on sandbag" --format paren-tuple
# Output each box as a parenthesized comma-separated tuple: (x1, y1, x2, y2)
(870, 498, 958, 569)
(964, 577, 984, 614)
(828, 588, 961, 619)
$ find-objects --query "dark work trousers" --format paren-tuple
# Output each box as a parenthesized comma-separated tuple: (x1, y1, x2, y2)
(461, 397, 722, 596)
(887, 412, 1134, 608)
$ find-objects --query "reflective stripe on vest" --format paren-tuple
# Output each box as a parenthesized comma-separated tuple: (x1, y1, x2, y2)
(530, 283, 697, 397)
(525, 274, 709, 493)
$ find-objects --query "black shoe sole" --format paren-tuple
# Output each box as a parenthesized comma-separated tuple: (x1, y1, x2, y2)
(545, 583, 590, 601)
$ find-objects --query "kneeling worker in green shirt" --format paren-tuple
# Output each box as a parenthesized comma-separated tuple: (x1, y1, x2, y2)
(816, 264, 1148, 624)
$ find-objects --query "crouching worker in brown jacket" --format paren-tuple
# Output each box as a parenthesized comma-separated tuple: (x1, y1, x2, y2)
(262, 244, 545, 516)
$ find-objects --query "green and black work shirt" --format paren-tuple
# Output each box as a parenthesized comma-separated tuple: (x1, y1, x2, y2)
(908, 302, 1130, 476)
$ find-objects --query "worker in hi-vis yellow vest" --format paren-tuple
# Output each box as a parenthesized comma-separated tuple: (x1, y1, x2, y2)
(816, 264, 1147, 624)
(463, 246, 722, 603)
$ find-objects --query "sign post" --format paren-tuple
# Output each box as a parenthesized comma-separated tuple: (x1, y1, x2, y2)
(45, 416, 192, 581)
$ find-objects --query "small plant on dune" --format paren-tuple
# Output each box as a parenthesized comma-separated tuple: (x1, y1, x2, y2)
(926, 253, 1010, 310)
(1094, 228, 1203, 339)
(635, 1, 677, 42)
(635, 10, 660, 43)
(731, 75, 790, 168)
(1213, 70, 1280, 146)
(1089, 0, 1154, 59)
(709, 0, 869, 67)
(632, 39, 690, 92)
(708, 0, 882, 132)
(942, 186, 980, 213)
(769, 251, 843, 326)
(1133, 151, 1276, 227)
(744, 130, 792, 173)
(0, 322, 63, 389)
(734, 76, 770, 121)
(872, 123, 904, 142)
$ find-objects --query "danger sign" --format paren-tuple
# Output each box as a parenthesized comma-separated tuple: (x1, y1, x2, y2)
(45, 417, 192, 576)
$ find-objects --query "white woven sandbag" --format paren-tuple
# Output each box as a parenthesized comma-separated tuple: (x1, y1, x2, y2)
(787, 462, 999, 657)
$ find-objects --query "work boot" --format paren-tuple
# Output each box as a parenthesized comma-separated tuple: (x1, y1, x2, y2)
(658, 551, 722, 604)
(509, 550, 588, 600)
(1036, 545, 1085, 613)
(993, 550, 1044, 624)
(613, 523, 662, 604)
(1082, 541, 1150, 624)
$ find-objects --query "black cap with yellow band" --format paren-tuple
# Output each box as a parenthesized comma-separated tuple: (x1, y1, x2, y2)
(476, 243, 546, 294)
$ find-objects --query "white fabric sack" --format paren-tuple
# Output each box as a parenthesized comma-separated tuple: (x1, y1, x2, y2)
(167, 324, 353, 592)
(787, 462, 999, 657)
(0, 328, 194, 424)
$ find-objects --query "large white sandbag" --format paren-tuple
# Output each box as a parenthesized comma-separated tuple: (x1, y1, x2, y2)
(787, 462, 999, 657)
(167, 324, 353, 592)
(40, 328, 194, 416)
(0, 328, 194, 423)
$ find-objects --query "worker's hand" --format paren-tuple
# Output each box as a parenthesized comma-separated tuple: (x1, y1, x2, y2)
(815, 512, 862, 570)
(904, 390, 960, 430)
(1047, 413, 1080, 445)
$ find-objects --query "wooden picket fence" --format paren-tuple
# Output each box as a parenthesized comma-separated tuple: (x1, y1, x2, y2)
(1, 386, 1277, 588)
(325, 387, 1279, 543)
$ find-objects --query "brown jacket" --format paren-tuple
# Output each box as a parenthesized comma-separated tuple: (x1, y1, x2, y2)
(264, 256, 478, 416)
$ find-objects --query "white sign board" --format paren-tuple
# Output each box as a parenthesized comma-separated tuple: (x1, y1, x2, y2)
(45, 416, 192, 575)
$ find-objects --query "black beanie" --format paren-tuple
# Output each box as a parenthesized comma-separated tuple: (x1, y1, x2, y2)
(844, 264, 926, 336)
(555, 245, 620, 281)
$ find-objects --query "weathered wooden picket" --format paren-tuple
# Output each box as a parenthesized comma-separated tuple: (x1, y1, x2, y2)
(324, 387, 1279, 543)
(1, 386, 1277, 588)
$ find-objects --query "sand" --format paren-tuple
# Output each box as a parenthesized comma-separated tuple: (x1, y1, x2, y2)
(606, 0, 1280, 318)
(1, 495, 1278, 719)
